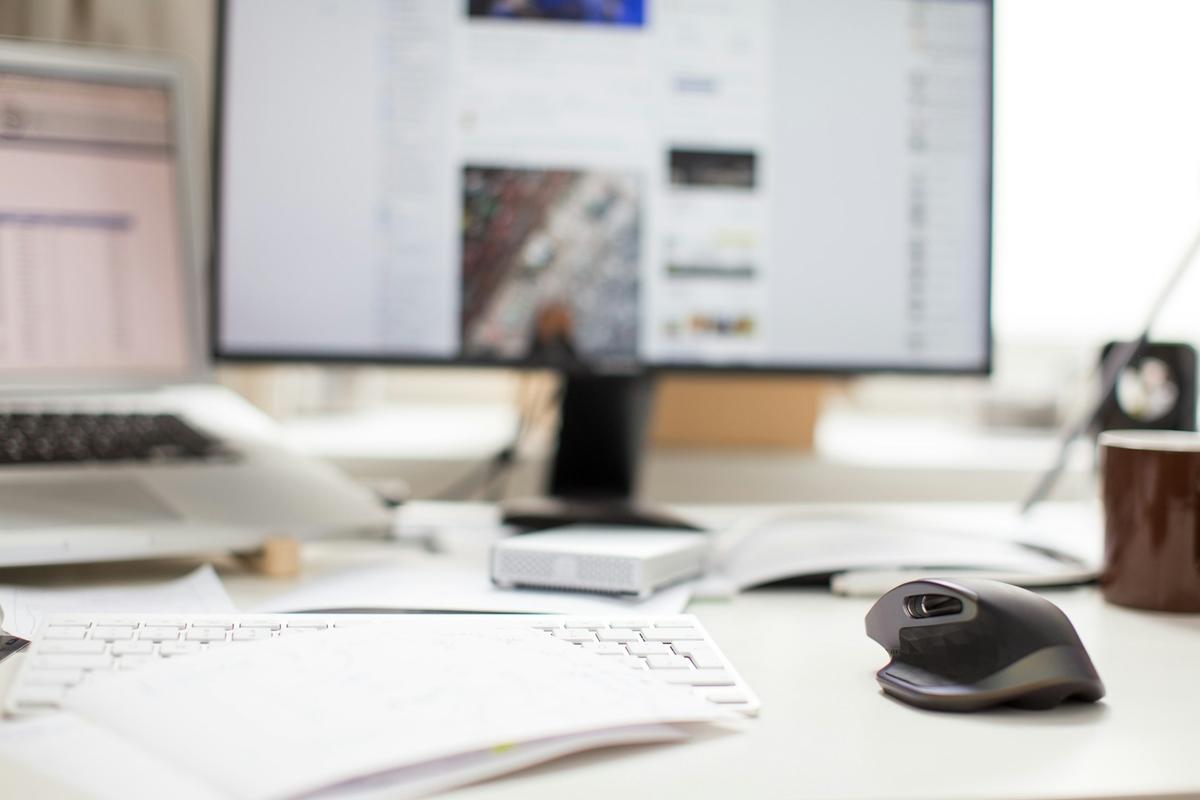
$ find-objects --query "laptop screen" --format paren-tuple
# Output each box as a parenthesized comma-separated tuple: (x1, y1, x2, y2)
(0, 67, 192, 380)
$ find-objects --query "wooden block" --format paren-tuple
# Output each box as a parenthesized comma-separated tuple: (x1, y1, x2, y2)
(238, 536, 302, 578)
(650, 375, 834, 449)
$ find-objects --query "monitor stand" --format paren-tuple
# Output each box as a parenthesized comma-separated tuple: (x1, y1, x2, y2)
(501, 373, 702, 532)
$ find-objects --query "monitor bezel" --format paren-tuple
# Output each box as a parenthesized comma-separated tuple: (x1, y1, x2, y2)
(210, 0, 993, 378)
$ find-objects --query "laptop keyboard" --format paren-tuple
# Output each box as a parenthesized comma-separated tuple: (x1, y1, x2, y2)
(0, 413, 227, 465)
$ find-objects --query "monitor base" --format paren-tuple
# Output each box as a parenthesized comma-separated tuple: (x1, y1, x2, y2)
(501, 496, 704, 533)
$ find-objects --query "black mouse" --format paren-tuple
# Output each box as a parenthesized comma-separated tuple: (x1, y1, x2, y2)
(864, 578, 1105, 712)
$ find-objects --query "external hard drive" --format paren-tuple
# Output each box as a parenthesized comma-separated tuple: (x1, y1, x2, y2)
(490, 526, 709, 598)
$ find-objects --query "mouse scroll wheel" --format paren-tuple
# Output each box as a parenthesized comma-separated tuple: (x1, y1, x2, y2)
(904, 594, 964, 619)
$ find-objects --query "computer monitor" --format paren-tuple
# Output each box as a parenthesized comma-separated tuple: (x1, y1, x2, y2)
(213, 0, 993, 526)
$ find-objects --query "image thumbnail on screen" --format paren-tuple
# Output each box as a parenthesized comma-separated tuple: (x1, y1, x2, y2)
(466, 0, 646, 26)
(461, 166, 641, 364)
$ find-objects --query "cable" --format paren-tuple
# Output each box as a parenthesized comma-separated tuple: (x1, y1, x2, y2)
(1019, 218, 1200, 514)
(430, 373, 562, 502)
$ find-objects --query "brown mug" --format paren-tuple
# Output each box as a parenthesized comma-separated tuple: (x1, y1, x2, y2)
(1100, 429, 1200, 611)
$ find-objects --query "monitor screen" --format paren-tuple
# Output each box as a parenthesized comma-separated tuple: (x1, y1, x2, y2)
(216, 0, 992, 373)
(0, 66, 193, 379)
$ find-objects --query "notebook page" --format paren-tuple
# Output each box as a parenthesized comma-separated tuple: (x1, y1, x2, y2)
(64, 620, 729, 800)
(319, 724, 689, 800)
(0, 713, 223, 800)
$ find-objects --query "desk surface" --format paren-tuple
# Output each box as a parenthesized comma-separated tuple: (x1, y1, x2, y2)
(281, 405, 1099, 505)
(1, 516, 1198, 800)
(480, 587, 1197, 800)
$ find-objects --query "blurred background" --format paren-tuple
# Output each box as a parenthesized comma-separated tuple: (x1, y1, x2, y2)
(3, 0, 1199, 503)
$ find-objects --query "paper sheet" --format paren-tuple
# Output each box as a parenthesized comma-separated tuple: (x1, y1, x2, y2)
(0, 713, 685, 800)
(252, 561, 693, 616)
(316, 724, 688, 800)
(0, 565, 235, 638)
(0, 713, 224, 800)
(64, 620, 729, 800)
(701, 503, 1103, 593)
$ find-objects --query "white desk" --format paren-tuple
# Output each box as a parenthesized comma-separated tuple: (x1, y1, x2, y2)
(280, 405, 1099, 505)
(1, 512, 1198, 800)
(459, 587, 1199, 800)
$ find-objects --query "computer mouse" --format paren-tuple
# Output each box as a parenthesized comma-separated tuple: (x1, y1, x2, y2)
(864, 578, 1105, 712)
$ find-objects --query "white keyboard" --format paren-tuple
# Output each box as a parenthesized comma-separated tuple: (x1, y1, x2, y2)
(4, 613, 760, 717)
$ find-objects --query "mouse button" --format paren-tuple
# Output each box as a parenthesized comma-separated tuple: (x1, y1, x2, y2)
(982, 599, 1080, 650)
(880, 660, 956, 688)
(968, 580, 1073, 626)
(919, 577, 981, 599)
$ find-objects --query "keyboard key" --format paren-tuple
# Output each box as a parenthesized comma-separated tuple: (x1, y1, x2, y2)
(23, 668, 85, 686)
(607, 619, 651, 628)
(643, 627, 704, 643)
(236, 620, 282, 630)
(43, 626, 89, 640)
(704, 688, 751, 704)
(645, 654, 691, 670)
(11, 686, 66, 709)
(627, 642, 672, 656)
(117, 655, 156, 669)
(35, 640, 106, 655)
(552, 629, 595, 644)
(87, 617, 143, 627)
(92, 626, 136, 641)
(184, 627, 229, 642)
(159, 641, 201, 656)
(232, 628, 272, 642)
(283, 620, 329, 630)
(187, 619, 234, 630)
(139, 626, 181, 641)
(562, 619, 607, 629)
(40, 615, 93, 626)
(111, 641, 155, 656)
(663, 669, 735, 687)
(673, 646, 723, 669)
(579, 642, 626, 655)
(33, 654, 112, 671)
(595, 629, 641, 643)
(618, 656, 648, 670)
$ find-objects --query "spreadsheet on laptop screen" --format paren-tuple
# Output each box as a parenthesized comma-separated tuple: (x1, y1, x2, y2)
(0, 70, 191, 378)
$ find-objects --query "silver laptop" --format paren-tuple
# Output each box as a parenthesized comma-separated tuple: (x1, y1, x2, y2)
(0, 41, 390, 566)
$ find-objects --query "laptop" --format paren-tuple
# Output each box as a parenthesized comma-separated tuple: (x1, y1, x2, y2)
(0, 40, 391, 566)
